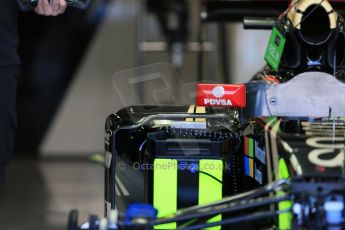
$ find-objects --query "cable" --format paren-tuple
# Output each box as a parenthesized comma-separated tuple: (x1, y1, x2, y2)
(139, 139, 148, 154)
(278, 0, 302, 20)
(197, 170, 223, 184)
(164, 179, 289, 220)
(154, 195, 290, 226)
(138, 139, 148, 163)
(180, 209, 290, 230)
(177, 219, 199, 229)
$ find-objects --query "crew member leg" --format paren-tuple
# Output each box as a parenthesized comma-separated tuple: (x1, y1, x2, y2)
(0, 65, 20, 188)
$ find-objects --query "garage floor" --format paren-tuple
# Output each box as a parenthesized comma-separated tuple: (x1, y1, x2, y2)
(0, 158, 104, 230)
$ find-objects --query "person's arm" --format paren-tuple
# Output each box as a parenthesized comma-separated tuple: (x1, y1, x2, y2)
(34, 0, 67, 16)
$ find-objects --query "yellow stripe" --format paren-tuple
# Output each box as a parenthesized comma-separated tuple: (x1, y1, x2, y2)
(154, 159, 178, 229)
(186, 105, 195, 122)
(199, 160, 223, 230)
(278, 159, 292, 230)
(195, 106, 206, 122)
(249, 159, 254, 177)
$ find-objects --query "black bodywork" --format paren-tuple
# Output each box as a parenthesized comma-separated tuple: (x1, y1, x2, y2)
(104, 94, 345, 229)
(104, 106, 243, 213)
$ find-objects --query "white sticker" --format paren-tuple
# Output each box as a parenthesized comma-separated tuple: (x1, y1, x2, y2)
(255, 142, 266, 165)
(105, 152, 112, 169)
(255, 165, 263, 184)
(105, 201, 112, 216)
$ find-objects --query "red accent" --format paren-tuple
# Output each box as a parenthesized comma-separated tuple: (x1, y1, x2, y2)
(264, 75, 280, 83)
(244, 137, 249, 156)
(196, 84, 246, 108)
(315, 166, 327, 173)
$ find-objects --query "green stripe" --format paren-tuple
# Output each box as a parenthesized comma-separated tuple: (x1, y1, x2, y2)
(154, 159, 178, 229)
(199, 160, 223, 230)
(264, 116, 277, 123)
(278, 159, 292, 230)
(248, 138, 254, 158)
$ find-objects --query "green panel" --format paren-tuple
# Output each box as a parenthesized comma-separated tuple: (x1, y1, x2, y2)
(265, 27, 286, 71)
(248, 138, 254, 158)
(154, 159, 178, 229)
(199, 160, 223, 230)
(278, 159, 292, 230)
(265, 116, 277, 123)
(279, 158, 290, 179)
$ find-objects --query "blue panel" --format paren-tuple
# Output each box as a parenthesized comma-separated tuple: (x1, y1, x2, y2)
(244, 156, 250, 177)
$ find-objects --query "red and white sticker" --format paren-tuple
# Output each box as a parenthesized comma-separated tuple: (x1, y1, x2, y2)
(196, 84, 246, 108)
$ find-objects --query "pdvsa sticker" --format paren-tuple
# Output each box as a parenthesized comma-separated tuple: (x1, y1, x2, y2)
(196, 83, 246, 108)
(204, 98, 232, 106)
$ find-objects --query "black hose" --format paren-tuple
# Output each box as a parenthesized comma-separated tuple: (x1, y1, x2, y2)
(181, 209, 290, 230)
(154, 195, 290, 226)
(170, 179, 289, 217)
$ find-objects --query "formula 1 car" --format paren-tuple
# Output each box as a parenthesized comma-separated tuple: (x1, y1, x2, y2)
(69, 0, 345, 229)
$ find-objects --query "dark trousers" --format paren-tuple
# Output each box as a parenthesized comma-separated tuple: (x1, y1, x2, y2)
(0, 65, 20, 187)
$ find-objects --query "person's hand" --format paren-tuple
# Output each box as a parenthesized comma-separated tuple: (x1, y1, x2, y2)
(34, 0, 67, 16)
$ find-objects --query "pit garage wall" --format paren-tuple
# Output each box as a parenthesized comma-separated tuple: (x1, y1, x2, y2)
(40, 0, 270, 156)
(228, 23, 270, 83)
